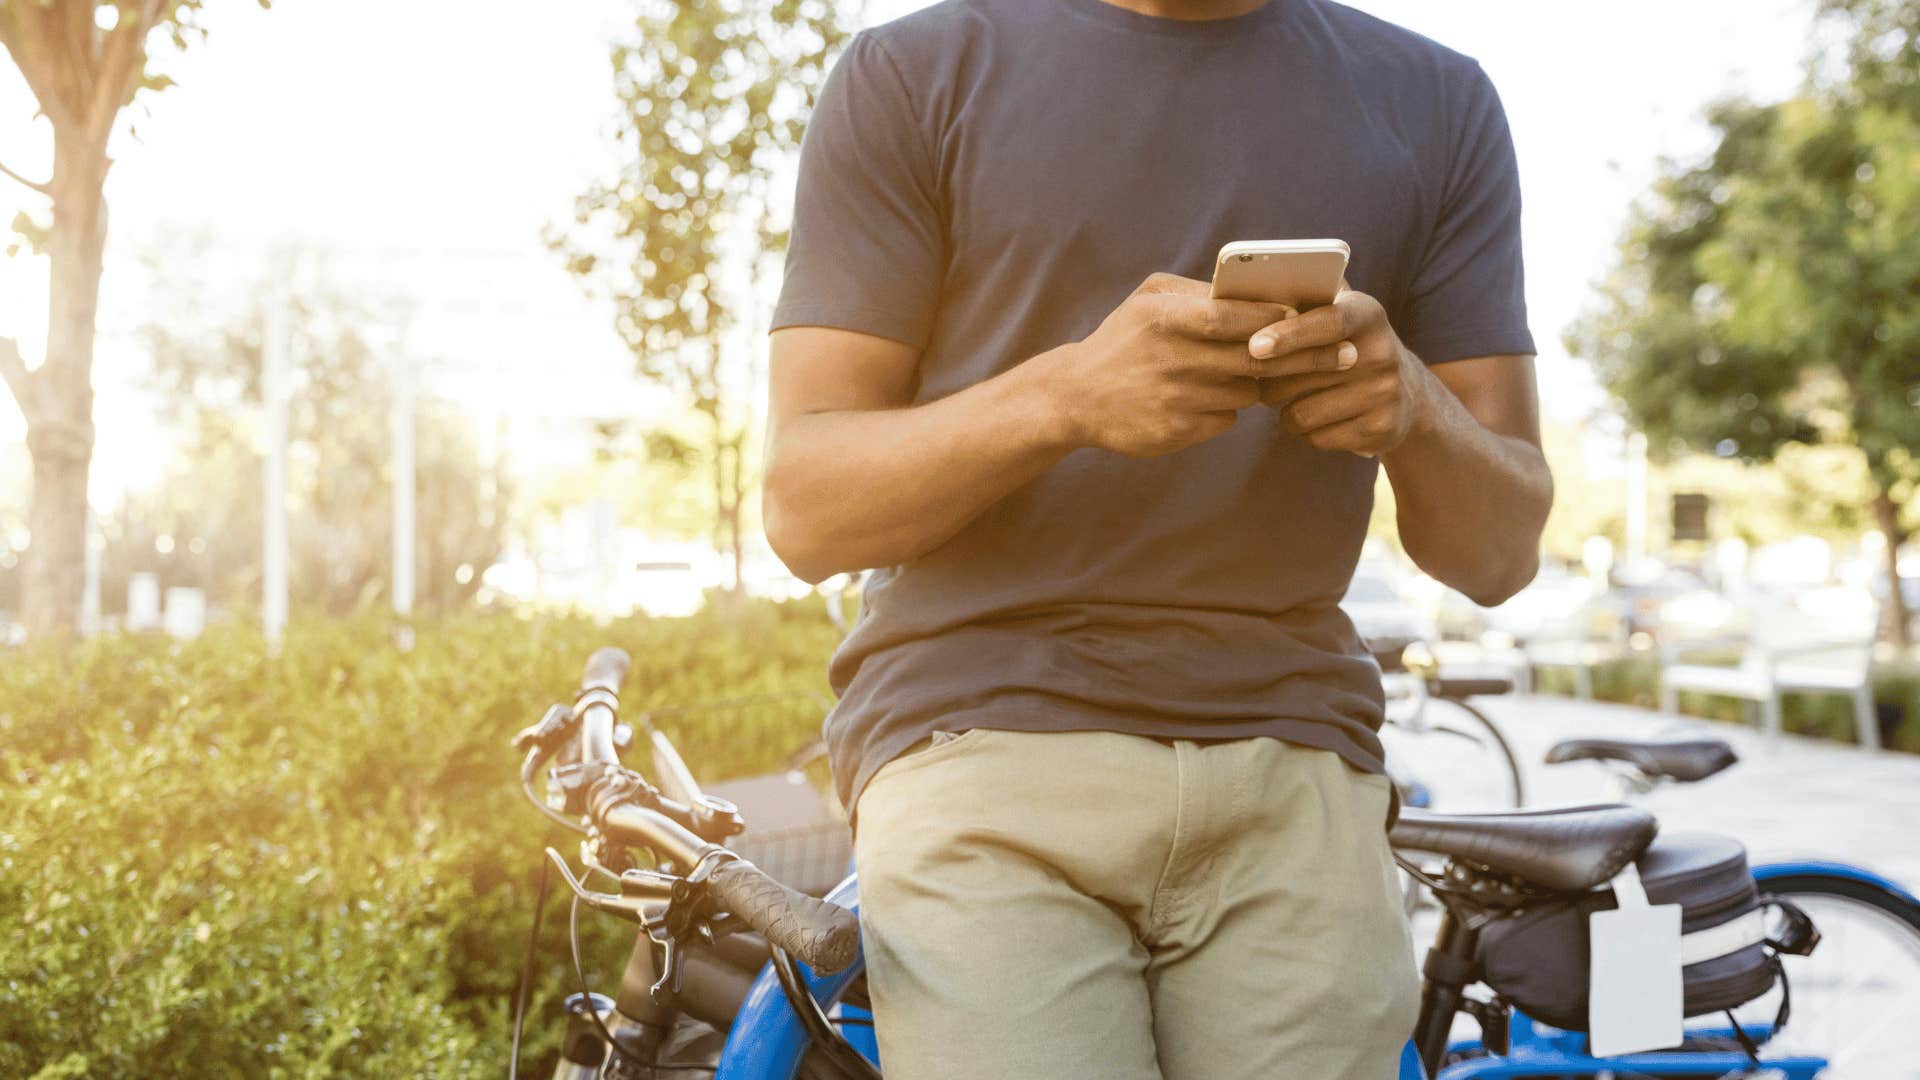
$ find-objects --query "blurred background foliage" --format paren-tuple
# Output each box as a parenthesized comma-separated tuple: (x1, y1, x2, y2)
(98, 242, 507, 618)
(1568, 0, 1920, 643)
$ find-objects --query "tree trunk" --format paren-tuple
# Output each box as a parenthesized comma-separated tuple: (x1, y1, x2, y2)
(19, 135, 108, 636)
(1871, 486, 1912, 649)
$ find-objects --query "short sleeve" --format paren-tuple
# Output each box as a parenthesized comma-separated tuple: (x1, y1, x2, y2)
(772, 33, 947, 350)
(1397, 63, 1535, 365)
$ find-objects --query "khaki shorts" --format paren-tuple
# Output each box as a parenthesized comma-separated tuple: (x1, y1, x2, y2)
(853, 728, 1418, 1080)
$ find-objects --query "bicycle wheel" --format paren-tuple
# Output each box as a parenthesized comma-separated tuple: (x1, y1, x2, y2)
(1379, 691, 1525, 813)
(1734, 869, 1920, 1079)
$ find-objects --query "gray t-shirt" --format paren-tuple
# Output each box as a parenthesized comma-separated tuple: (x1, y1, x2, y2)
(772, 0, 1534, 812)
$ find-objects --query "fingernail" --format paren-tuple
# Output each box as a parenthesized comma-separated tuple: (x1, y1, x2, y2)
(1250, 334, 1275, 358)
(1280, 307, 1298, 320)
(1336, 341, 1358, 369)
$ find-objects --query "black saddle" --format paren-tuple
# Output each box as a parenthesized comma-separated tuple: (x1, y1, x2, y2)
(1544, 736, 1738, 783)
(1389, 804, 1659, 892)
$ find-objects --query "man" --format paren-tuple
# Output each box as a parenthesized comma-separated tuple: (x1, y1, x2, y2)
(762, 0, 1551, 1075)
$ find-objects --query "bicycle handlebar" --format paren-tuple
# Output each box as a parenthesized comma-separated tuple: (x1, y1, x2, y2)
(707, 860, 860, 974)
(577, 647, 631, 767)
(582, 646, 632, 693)
(559, 646, 859, 974)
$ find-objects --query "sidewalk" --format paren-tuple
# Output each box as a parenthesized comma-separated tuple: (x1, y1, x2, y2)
(1456, 693, 1920, 890)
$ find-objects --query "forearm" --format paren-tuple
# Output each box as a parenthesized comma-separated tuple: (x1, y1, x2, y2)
(1381, 364, 1552, 605)
(764, 348, 1077, 583)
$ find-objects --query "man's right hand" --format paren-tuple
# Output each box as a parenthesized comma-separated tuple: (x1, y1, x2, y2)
(1041, 273, 1294, 457)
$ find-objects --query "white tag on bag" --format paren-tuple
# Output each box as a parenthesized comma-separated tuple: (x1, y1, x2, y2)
(1587, 861, 1684, 1057)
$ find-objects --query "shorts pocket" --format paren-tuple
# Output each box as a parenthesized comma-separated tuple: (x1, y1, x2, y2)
(869, 727, 993, 787)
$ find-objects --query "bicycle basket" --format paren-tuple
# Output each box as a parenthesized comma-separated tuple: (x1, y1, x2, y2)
(727, 820, 854, 898)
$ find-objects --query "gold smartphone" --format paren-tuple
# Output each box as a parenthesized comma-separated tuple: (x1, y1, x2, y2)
(1209, 239, 1350, 309)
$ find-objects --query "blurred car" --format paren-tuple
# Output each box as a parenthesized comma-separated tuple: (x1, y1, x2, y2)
(1478, 565, 1598, 644)
(1341, 570, 1434, 668)
(1598, 560, 1708, 645)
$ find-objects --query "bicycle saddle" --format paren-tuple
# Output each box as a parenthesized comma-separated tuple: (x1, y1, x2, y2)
(1543, 736, 1738, 783)
(1389, 804, 1659, 892)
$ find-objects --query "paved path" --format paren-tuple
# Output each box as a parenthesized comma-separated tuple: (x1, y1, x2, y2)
(1458, 694, 1920, 890)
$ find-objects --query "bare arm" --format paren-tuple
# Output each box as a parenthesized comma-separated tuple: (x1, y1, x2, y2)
(1248, 292, 1551, 605)
(762, 326, 1075, 584)
(763, 274, 1290, 583)
(1382, 354, 1551, 606)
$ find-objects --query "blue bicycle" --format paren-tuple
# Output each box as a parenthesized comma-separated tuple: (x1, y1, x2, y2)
(513, 649, 1920, 1079)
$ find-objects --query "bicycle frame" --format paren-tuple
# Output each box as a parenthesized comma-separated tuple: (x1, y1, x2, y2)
(1406, 857, 1914, 1079)
(1409, 889, 1830, 1080)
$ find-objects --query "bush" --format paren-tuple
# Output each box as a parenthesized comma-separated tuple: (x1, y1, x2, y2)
(0, 601, 842, 1078)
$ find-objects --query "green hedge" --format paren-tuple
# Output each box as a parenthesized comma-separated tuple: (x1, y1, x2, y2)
(0, 603, 842, 1079)
(1528, 653, 1920, 753)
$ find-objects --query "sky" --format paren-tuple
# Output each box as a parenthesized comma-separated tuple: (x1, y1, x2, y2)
(0, 0, 1817, 512)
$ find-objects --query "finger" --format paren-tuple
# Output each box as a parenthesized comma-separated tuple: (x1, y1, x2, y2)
(1175, 337, 1291, 380)
(1248, 292, 1382, 359)
(1135, 272, 1211, 297)
(1155, 295, 1295, 342)
(1175, 375, 1262, 412)
(1277, 381, 1381, 435)
(1258, 368, 1350, 406)
(1248, 340, 1358, 378)
(1299, 408, 1398, 457)
(1259, 362, 1393, 407)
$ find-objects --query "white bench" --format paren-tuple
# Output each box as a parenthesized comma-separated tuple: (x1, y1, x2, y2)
(1658, 592, 1880, 750)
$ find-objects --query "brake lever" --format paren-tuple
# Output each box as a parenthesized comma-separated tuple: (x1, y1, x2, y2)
(511, 703, 577, 756)
(543, 848, 651, 923)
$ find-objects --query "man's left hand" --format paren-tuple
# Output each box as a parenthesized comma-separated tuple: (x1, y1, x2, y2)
(1245, 289, 1434, 458)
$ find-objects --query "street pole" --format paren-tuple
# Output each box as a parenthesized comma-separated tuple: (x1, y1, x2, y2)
(1625, 429, 1648, 566)
(392, 342, 415, 649)
(263, 295, 290, 648)
(80, 507, 100, 636)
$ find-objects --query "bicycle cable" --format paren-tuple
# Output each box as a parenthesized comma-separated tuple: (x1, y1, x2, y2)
(570, 893, 624, 1052)
(509, 852, 553, 1080)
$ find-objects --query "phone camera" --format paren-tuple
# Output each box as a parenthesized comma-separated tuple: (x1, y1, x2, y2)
(1238, 254, 1253, 263)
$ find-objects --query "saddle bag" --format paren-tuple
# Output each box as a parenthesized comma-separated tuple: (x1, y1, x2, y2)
(1478, 832, 1778, 1032)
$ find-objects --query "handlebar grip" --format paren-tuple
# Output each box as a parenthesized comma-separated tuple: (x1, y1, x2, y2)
(707, 860, 859, 975)
(581, 647, 632, 694)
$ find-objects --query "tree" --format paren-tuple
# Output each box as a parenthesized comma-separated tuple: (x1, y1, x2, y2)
(1569, 1, 1920, 645)
(0, 0, 262, 634)
(554, 0, 849, 591)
